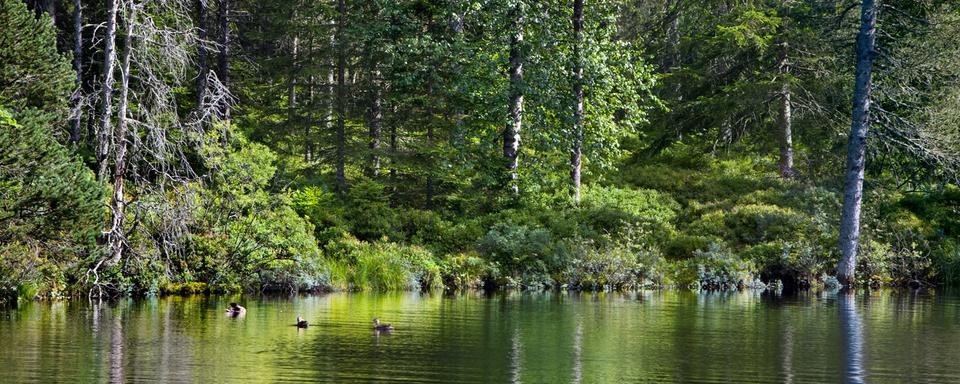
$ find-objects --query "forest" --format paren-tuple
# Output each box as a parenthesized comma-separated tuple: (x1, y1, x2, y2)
(1, 0, 959, 301)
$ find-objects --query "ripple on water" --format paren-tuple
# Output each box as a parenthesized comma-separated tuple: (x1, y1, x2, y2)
(2, 290, 960, 383)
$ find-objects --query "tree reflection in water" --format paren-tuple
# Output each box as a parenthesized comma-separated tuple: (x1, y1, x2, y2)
(839, 292, 864, 384)
(572, 319, 583, 384)
(510, 326, 522, 384)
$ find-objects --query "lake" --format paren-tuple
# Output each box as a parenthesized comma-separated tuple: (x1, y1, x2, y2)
(1, 290, 958, 383)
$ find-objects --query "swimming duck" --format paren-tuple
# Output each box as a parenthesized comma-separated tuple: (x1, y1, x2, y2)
(226, 302, 246, 316)
(296, 314, 309, 328)
(372, 317, 394, 331)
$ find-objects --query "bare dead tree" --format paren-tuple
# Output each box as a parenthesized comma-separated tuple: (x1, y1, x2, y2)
(87, 0, 231, 297)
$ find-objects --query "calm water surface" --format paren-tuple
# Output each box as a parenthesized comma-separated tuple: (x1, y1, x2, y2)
(1, 290, 959, 383)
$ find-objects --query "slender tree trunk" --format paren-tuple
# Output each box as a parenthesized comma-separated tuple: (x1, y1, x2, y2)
(334, 0, 347, 194)
(778, 41, 793, 178)
(449, 1, 465, 150)
(571, 0, 584, 203)
(98, 0, 120, 180)
(425, 82, 435, 208)
(108, 1, 137, 267)
(216, 0, 230, 120)
(367, 67, 382, 178)
(324, 35, 335, 161)
(196, 0, 209, 105)
(305, 35, 314, 163)
(288, 32, 299, 138)
(504, 4, 524, 195)
(389, 105, 398, 180)
(69, 0, 83, 144)
(838, 0, 877, 286)
(664, 2, 680, 69)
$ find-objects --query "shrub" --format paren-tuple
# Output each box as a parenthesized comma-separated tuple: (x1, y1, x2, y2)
(668, 243, 758, 290)
(744, 240, 830, 288)
(933, 240, 960, 285)
(477, 222, 559, 280)
(662, 234, 717, 260)
(561, 238, 661, 290)
(438, 253, 491, 289)
(325, 235, 441, 291)
(291, 186, 349, 245)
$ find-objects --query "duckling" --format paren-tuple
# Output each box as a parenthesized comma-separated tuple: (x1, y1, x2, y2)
(226, 302, 246, 316)
(296, 314, 309, 328)
(372, 317, 394, 331)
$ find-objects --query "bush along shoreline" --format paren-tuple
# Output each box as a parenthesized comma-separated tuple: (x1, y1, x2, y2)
(5, 159, 957, 303)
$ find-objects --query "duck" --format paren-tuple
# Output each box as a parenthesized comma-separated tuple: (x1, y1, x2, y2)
(372, 317, 394, 331)
(296, 314, 309, 328)
(226, 302, 246, 316)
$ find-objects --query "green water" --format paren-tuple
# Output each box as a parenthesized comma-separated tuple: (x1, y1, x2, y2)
(1, 290, 959, 383)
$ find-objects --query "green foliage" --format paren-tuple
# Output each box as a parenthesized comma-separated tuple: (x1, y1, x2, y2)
(0, 0, 74, 118)
(438, 253, 491, 290)
(5, 0, 960, 298)
(117, 136, 331, 294)
(561, 237, 661, 290)
(478, 222, 558, 283)
(325, 235, 441, 291)
(0, 107, 103, 301)
(291, 186, 349, 245)
(669, 243, 759, 290)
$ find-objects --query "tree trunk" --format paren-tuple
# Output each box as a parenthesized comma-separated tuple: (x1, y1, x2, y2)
(323, 35, 335, 163)
(367, 67, 382, 178)
(97, 0, 119, 181)
(664, 2, 680, 69)
(196, 0, 209, 105)
(389, 105, 398, 180)
(288, 32, 299, 139)
(304, 34, 314, 163)
(837, 0, 877, 286)
(107, 1, 137, 267)
(425, 82, 435, 208)
(778, 41, 793, 178)
(449, 1, 465, 150)
(69, 0, 83, 144)
(216, 0, 230, 120)
(30, 0, 57, 25)
(504, 4, 523, 195)
(571, 0, 584, 203)
(334, 0, 347, 194)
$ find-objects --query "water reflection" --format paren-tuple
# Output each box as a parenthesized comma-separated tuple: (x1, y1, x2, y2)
(781, 316, 794, 383)
(2, 290, 959, 383)
(839, 292, 865, 384)
(510, 326, 522, 384)
(109, 308, 124, 383)
(572, 319, 582, 384)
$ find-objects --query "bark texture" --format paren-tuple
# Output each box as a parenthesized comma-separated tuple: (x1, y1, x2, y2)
(778, 41, 793, 178)
(97, 0, 119, 180)
(216, 0, 230, 120)
(196, 0, 209, 105)
(571, 0, 584, 202)
(108, 1, 137, 267)
(367, 68, 382, 178)
(504, 4, 524, 195)
(838, 0, 877, 285)
(69, 0, 83, 144)
(334, 0, 347, 194)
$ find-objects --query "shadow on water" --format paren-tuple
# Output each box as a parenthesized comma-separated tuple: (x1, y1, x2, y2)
(839, 291, 865, 384)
